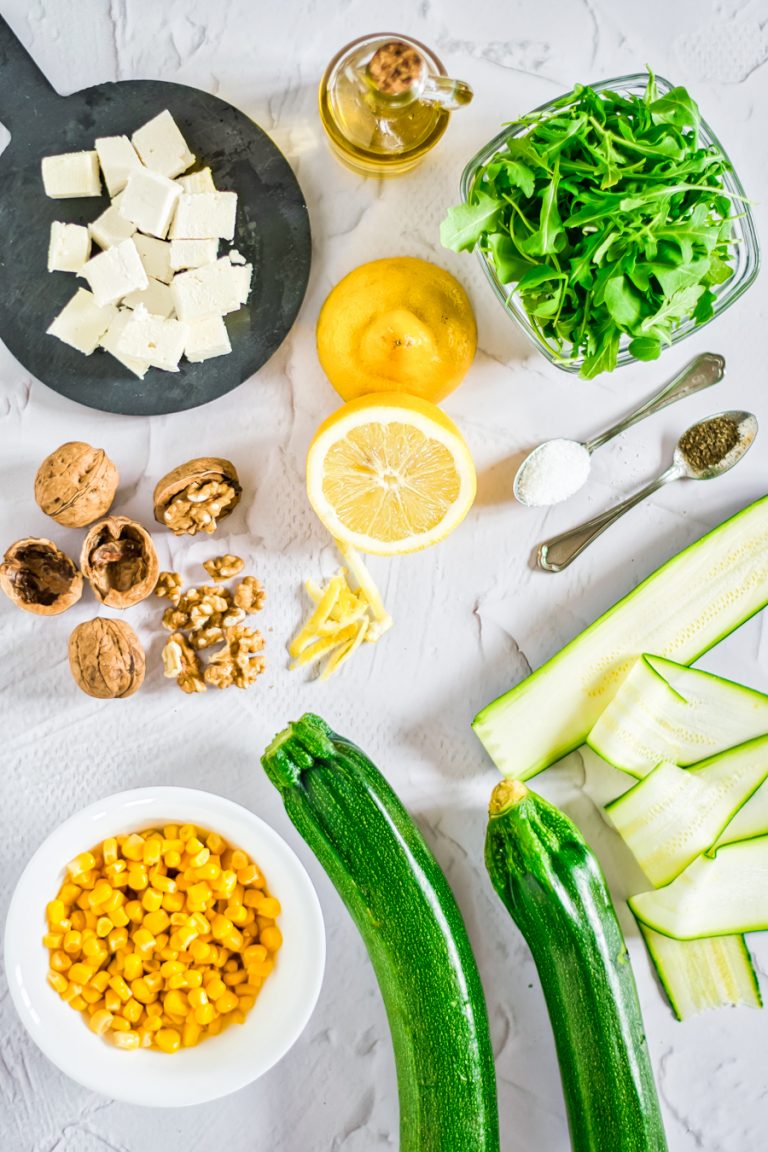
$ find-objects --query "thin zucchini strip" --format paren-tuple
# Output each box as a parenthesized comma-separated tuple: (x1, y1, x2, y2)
(474, 496, 768, 780)
(607, 737, 768, 885)
(261, 714, 500, 1152)
(588, 654, 768, 778)
(639, 923, 761, 1020)
(630, 835, 768, 939)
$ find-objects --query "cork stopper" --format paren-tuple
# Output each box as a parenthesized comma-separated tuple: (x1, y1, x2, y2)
(367, 40, 424, 95)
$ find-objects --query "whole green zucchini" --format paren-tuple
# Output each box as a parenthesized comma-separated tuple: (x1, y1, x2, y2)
(485, 779, 668, 1152)
(262, 713, 500, 1152)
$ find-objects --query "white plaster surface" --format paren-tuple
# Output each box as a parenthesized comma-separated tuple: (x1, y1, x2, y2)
(1, 1, 767, 1149)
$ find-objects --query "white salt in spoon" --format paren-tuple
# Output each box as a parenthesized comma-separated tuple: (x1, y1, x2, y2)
(513, 352, 725, 507)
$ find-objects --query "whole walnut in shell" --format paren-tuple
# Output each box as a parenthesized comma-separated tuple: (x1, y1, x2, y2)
(34, 442, 119, 528)
(81, 516, 159, 609)
(69, 618, 145, 699)
(153, 457, 241, 536)
(0, 537, 83, 615)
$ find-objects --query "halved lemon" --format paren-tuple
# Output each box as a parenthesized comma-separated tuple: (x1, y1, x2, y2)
(306, 393, 477, 556)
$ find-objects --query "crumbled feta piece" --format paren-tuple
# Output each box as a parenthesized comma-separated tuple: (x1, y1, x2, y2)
(228, 248, 246, 265)
(122, 277, 175, 318)
(171, 258, 246, 321)
(132, 110, 195, 179)
(231, 262, 253, 305)
(117, 308, 188, 372)
(88, 203, 137, 250)
(119, 169, 180, 239)
(47, 288, 117, 354)
(170, 192, 237, 241)
(184, 314, 232, 362)
(176, 167, 216, 194)
(80, 238, 148, 307)
(133, 234, 174, 284)
(169, 238, 219, 271)
(42, 151, 101, 198)
(95, 135, 142, 197)
(48, 222, 91, 273)
(100, 309, 150, 378)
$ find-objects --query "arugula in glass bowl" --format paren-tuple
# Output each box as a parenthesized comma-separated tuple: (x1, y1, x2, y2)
(441, 71, 759, 379)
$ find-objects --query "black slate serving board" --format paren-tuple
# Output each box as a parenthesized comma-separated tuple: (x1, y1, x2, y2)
(0, 15, 311, 416)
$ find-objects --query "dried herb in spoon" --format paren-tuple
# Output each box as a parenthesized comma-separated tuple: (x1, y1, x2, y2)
(679, 415, 739, 470)
(441, 69, 743, 378)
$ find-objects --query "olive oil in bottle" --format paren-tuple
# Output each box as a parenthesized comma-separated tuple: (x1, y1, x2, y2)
(319, 33, 472, 176)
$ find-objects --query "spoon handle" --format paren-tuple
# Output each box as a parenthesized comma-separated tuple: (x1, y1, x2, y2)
(585, 353, 725, 454)
(537, 465, 683, 573)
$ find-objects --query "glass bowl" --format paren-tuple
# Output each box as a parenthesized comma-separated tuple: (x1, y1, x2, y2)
(460, 73, 760, 374)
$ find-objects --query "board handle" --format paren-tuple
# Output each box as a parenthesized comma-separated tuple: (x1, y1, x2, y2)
(0, 14, 57, 132)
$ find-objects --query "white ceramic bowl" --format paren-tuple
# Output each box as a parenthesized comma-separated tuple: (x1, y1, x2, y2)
(4, 787, 325, 1107)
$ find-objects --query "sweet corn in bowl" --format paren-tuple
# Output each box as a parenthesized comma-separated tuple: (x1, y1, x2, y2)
(5, 788, 325, 1106)
(45, 824, 282, 1053)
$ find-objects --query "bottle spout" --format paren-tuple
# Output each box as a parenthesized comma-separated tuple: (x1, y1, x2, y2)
(419, 75, 474, 111)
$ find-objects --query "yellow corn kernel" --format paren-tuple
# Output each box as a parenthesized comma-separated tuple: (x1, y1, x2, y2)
(75, 891, 91, 911)
(186, 847, 210, 870)
(121, 834, 145, 862)
(108, 974, 131, 1002)
(132, 927, 156, 954)
(222, 928, 243, 952)
(96, 917, 113, 939)
(193, 861, 221, 884)
(256, 896, 281, 919)
(194, 1002, 216, 1026)
(82, 937, 105, 961)
(163, 824, 179, 840)
(169, 925, 198, 952)
(139, 888, 162, 914)
(42, 932, 64, 950)
(104, 989, 121, 1013)
(238, 994, 255, 1013)
(69, 911, 87, 932)
(74, 869, 97, 890)
(81, 984, 103, 1005)
(169, 912, 188, 928)
(88, 880, 113, 908)
(189, 939, 211, 964)
(164, 989, 189, 1017)
(187, 986, 208, 1010)
(159, 958, 183, 979)
(61, 981, 83, 1003)
(62, 929, 82, 954)
(243, 890, 262, 909)
(185, 881, 212, 909)
(111, 1029, 140, 1050)
(144, 1014, 163, 1032)
(67, 851, 95, 877)
(206, 976, 227, 1001)
(136, 1026, 154, 1049)
(206, 1016, 222, 1036)
(110, 1015, 132, 1034)
(186, 970, 204, 990)
(47, 969, 68, 994)
(182, 1020, 201, 1048)
(68, 962, 95, 985)
(47, 899, 68, 926)
(215, 871, 237, 899)
(167, 973, 188, 990)
(161, 891, 184, 914)
(108, 928, 129, 953)
(90, 970, 111, 993)
(204, 831, 225, 854)
(179, 824, 196, 842)
(248, 960, 273, 982)
(110, 906, 130, 929)
(59, 882, 81, 906)
(228, 849, 247, 871)
(124, 900, 143, 924)
(141, 910, 169, 937)
(89, 1008, 114, 1035)
(223, 970, 247, 987)
(187, 912, 210, 935)
(127, 864, 148, 891)
(122, 998, 143, 1024)
(150, 869, 176, 894)
(260, 925, 282, 953)
(69, 994, 87, 1011)
(145, 1000, 164, 1018)
(123, 954, 144, 982)
(101, 837, 118, 866)
(211, 914, 233, 940)
(214, 948, 230, 968)
(225, 903, 248, 927)
(155, 1027, 181, 1054)
(130, 978, 155, 1005)
(142, 839, 162, 867)
(144, 971, 164, 993)
(50, 950, 71, 973)
(163, 850, 182, 870)
(100, 890, 124, 915)
(230, 1009, 246, 1025)
(244, 944, 268, 966)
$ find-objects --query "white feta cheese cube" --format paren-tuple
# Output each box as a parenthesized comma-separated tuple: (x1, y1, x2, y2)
(100, 309, 150, 378)
(122, 277, 175, 318)
(47, 288, 117, 354)
(184, 314, 232, 363)
(231, 262, 252, 305)
(80, 238, 148, 307)
(131, 110, 195, 179)
(42, 151, 101, 198)
(117, 309, 188, 372)
(89, 203, 137, 250)
(119, 169, 180, 239)
(176, 167, 216, 194)
(169, 238, 219, 271)
(48, 222, 91, 273)
(228, 248, 246, 265)
(133, 234, 174, 284)
(95, 135, 142, 196)
(170, 192, 237, 241)
(171, 258, 245, 321)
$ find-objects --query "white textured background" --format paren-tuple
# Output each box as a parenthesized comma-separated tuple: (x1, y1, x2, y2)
(1, 1, 767, 1149)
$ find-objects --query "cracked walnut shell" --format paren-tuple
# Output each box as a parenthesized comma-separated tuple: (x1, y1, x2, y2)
(0, 537, 83, 615)
(153, 458, 241, 536)
(34, 441, 119, 528)
(69, 618, 145, 699)
(81, 517, 159, 609)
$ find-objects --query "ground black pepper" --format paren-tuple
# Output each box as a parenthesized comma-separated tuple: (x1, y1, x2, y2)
(679, 416, 740, 471)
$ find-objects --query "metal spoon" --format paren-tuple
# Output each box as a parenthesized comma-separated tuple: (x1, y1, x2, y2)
(537, 410, 758, 573)
(514, 352, 726, 507)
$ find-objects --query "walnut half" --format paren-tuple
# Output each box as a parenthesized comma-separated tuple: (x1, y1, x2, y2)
(0, 538, 83, 616)
(81, 517, 159, 609)
(153, 458, 241, 537)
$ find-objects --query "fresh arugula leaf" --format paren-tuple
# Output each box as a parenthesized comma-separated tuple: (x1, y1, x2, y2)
(485, 234, 532, 283)
(650, 87, 700, 132)
(604, 276, 644, 328)
(439, 192, 500, 252)
(629, 335, 662, 360)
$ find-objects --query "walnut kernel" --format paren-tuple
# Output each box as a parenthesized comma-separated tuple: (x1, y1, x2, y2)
(204, 625, 266, 689)
(153, 458, 241, 537)
(154, 571, 183, 606)
(234, 576, 266, 614)
(203, 554, 244, 580)
(163, 632, 206, 693)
